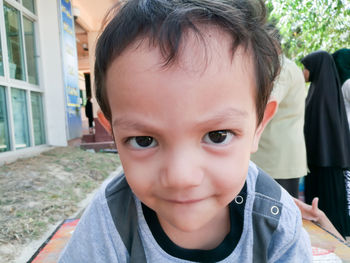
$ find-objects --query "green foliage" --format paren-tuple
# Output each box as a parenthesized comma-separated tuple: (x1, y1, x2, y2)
(266, 0, 350, 62)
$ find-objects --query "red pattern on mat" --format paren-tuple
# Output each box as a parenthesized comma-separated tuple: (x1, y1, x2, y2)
(30, 219, 79, 263)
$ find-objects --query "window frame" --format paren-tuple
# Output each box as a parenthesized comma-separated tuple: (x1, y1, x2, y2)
(30, 90, 46, 146)
(0, 30, 4, 77)
(23, 15, 39, 85)
(11, 87, 31, 149)
(2, 0, 39, 87)
(0, 85, 11, 152)
(0, 0, 46, 153)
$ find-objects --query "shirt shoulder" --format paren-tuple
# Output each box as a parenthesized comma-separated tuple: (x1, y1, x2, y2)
(247, 162, 312, 262)
(269, 188, 312, 262)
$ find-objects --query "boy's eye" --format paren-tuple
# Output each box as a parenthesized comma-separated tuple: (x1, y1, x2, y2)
(202, 130, 233, 145)
(127, 136, 158, 149)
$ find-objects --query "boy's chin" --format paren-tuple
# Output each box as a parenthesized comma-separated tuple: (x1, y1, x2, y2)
(157, 211, 230, 250)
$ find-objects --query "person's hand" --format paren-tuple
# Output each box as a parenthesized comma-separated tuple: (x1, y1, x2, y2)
(294, 197, 346, 241)
(293, 197, 322, 222)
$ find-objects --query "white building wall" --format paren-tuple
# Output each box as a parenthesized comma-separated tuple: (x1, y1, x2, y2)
(36, 0, 67, 146)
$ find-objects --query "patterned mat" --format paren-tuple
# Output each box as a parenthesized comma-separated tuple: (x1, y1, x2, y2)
(28, 219, 79, 263)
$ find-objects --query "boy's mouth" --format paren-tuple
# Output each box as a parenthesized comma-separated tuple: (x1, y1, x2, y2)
(165, 198, 205, 205)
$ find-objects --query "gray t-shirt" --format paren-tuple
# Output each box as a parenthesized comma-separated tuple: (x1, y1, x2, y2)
(59, 162, 312, 262)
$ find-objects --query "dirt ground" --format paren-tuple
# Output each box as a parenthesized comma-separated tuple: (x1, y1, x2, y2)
(0, 146, 121, 263)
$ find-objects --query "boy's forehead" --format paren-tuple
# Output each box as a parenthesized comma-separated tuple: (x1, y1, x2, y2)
(107, 26, 254, 78)
(106, 26, 258, 128)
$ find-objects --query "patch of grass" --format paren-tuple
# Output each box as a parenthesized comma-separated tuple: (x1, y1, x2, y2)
(49, 194, 59, 199)
(0, 146, 121, 255)
(64, 167, 73, 172)
(33, 221, 46, 228)
(79, 181, 95, 191)
(15, 212, 24, 218)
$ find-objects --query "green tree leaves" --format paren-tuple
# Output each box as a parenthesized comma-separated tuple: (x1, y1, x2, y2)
(266, 0, 350, 62)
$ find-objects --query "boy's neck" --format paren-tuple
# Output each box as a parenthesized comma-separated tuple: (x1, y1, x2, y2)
(157, 206, 230, 250)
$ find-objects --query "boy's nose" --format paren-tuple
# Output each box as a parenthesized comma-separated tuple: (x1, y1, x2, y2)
(160, 147, 204, 189)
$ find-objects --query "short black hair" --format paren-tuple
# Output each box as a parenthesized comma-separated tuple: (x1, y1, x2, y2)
(95, 0, 281, 124)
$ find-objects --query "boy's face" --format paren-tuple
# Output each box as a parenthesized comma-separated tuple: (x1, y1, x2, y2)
(106, 29, 274, 246)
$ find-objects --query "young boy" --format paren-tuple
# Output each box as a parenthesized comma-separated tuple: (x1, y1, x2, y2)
(59, 0, 311, 262)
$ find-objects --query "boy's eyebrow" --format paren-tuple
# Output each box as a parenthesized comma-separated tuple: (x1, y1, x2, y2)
(112, 118, 151, 131)
(113, 107, 248, 131)
(206, 108, 248, 122)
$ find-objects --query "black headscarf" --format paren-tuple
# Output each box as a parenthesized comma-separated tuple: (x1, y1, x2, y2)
(333, 48, 350, 86)
(301, 50, 350, 168)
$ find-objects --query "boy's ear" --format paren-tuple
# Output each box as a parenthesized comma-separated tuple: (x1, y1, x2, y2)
(251, 99, 278, 153)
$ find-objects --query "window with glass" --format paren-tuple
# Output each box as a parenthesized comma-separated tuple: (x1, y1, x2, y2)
(23, 0, 35, 13)
(11, 88, 30, 149)
(0, 34, 3, 76)
(0, 86, 10, 152)
(31, 92, 45, 145)
(23, 17, 38, 84)
(4, 3, 26, 81)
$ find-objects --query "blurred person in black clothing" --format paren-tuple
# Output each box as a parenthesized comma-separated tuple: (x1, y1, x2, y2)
(85, 96, 94, 134)
(301, 50, 350, 238)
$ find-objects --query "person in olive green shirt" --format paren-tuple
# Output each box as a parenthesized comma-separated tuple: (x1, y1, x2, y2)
(251, 54, 307, 198)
